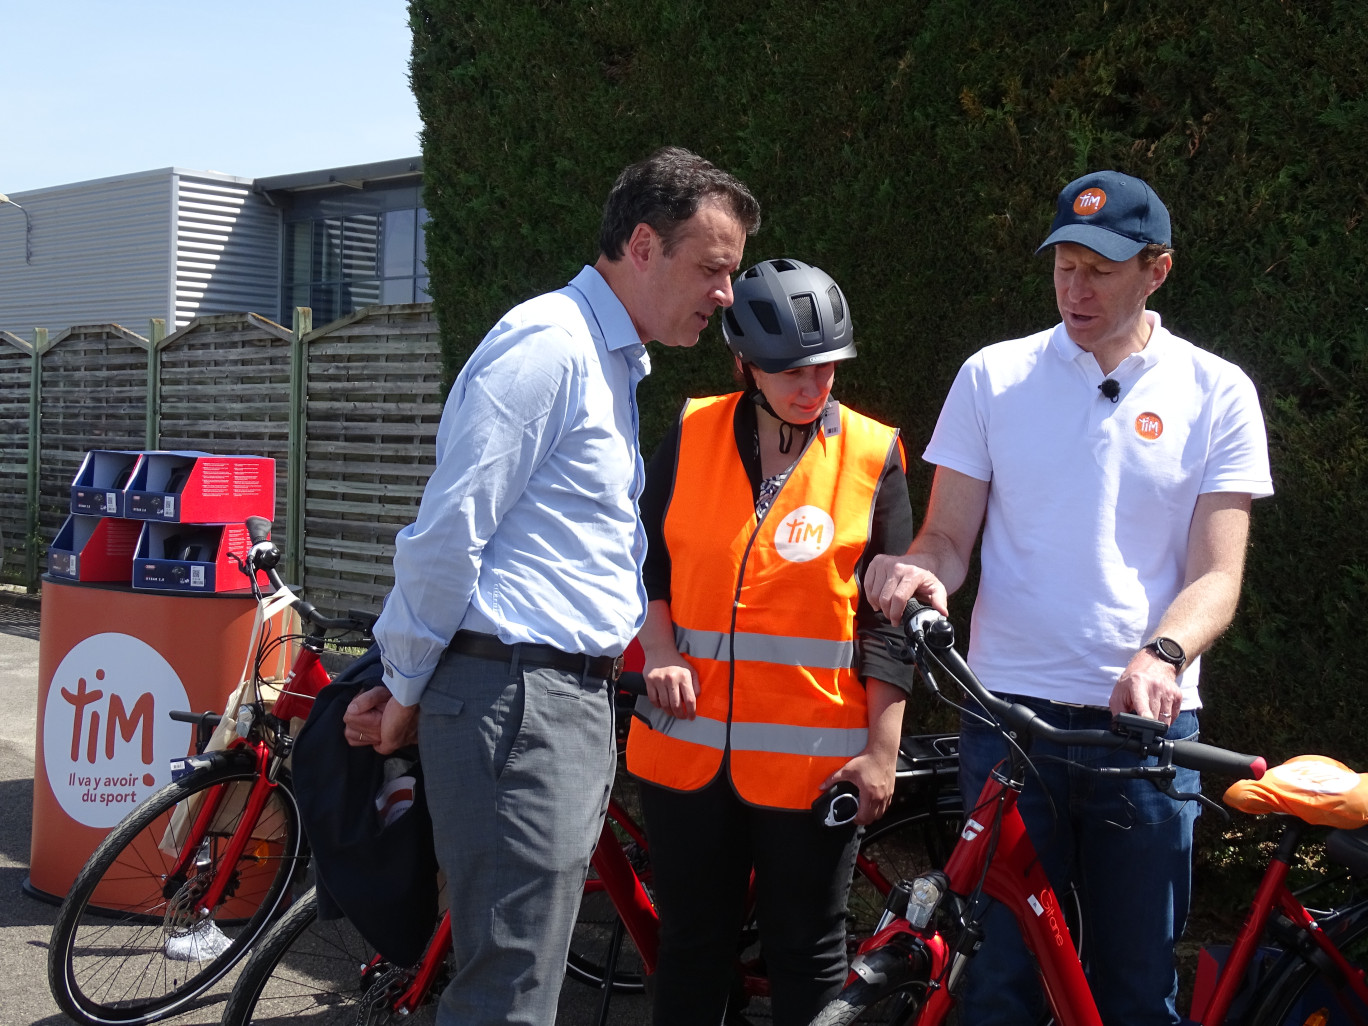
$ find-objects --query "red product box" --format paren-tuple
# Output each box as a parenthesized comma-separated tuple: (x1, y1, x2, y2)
(124, 452, 275, 524)
(47, 514, 144, 583)
(70, 450, 143, 518)
(131, 521, 267, 593)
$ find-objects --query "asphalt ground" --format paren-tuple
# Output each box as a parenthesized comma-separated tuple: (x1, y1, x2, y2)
(0, 592, 655, 1026)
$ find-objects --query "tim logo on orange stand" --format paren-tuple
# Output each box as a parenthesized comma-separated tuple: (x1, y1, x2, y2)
(42, 633, 190, 828)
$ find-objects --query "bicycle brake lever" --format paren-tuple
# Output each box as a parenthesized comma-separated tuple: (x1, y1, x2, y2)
(1157, 780, 1229, 822)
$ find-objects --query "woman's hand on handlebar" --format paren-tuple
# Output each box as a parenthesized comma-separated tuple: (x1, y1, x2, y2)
(643, 657, 700, 720)
(822, 750, 896, 826)
(864, 553, 950, 622)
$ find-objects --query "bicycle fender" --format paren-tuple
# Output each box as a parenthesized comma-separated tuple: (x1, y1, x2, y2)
(850, 933, 931, 989)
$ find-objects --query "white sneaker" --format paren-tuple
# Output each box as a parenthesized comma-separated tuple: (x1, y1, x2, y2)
(165, 920, 232, 961)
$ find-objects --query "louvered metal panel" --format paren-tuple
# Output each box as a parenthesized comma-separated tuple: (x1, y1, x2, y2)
(0, 171, 177, 337)
(173, 175, 280, 328)
(0, 169, 280, 338)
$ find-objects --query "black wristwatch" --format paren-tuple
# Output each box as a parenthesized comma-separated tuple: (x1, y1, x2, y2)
(1144, 636, 1187, 674)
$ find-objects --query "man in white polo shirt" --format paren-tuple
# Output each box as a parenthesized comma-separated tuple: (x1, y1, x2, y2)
(866, 170, 1273, 1026)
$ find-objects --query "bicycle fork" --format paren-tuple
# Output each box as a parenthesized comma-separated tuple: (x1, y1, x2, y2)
(165, 745, 281, 922)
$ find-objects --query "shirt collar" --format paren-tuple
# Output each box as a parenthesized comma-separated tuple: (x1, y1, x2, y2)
(1049, 309, 1171, 371)
(569, 265, 642, 354)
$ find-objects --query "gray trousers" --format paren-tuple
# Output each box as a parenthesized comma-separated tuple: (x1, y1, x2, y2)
(418, 650, 617, 1026)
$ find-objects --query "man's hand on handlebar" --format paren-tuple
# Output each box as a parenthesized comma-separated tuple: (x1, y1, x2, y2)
(864, 553, 950, 622)
(1110, 649, 1183, 726)
(344, 685, 419, 753)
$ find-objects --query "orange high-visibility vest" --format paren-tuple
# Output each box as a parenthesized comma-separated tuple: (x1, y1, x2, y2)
(627, 392, 902, 810)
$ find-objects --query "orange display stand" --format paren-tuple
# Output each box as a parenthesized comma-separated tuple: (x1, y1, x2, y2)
(29, 576, 260, 901)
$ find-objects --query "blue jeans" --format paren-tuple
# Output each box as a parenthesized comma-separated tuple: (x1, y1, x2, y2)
(957, 698, 1200, 1026)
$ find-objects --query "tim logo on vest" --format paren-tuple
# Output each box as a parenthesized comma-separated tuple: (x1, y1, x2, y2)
(773, 505, 836, 563)
(43, 633, 191, 828)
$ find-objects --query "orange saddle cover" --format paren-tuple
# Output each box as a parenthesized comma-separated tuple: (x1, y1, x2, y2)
(1224, 755, 1368, 829)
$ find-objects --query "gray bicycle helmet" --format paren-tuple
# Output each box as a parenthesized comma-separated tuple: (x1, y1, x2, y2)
(722, 259, 856, 372)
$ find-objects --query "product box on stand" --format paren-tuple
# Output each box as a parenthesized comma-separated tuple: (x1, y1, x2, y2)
(70, 450, 143, 517)
(132, 521, 267, 593)
(125, 452, 275, 524)
(48, 514, 143, 583)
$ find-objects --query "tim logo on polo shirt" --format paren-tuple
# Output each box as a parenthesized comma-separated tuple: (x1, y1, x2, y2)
(1073, 188, 1108, 215)
(1135, 413, 1164, 441)
(774, 505, 836, 563)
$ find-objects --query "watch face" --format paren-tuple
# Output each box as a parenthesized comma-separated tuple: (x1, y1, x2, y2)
(1151, 637, 1185, 664)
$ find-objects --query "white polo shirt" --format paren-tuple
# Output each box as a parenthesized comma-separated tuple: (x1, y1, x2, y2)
(925, 312, 1273, 708)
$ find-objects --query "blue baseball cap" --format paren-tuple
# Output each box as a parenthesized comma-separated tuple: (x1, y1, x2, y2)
(1036, 171, 1171, 261)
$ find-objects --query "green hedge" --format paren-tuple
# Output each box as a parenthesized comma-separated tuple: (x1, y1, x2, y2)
(409, 0, 1367, 768)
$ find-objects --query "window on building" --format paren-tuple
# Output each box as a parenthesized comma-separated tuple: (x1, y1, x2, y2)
(283, 205, 428, 325)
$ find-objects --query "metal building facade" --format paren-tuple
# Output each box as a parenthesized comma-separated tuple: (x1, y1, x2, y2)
(0, 169, 280, 340)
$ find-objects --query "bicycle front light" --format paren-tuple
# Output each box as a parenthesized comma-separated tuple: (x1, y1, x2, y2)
(906, 871, 950, 931)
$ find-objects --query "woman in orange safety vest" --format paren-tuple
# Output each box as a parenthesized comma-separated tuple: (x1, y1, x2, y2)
(626, 259, 917, 1026)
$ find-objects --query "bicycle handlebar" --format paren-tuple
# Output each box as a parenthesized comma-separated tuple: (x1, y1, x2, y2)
(616, 671, 645, 696)
(901, 603, 1265, 780)
(240, 517, 375, 636)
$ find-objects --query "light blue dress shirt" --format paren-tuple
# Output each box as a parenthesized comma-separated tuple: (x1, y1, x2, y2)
(374, 266, 652, 706)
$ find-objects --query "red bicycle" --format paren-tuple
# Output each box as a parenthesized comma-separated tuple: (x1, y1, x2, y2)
(47, 517, 375, 1026)
(808, 604, 1368, 1026)
(219, 688, 967, 1025)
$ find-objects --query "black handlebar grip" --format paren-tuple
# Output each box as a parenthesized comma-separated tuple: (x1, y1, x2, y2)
(1170, 740, 1267, 780)
(168, 710, 222, 728)
(246, 516, 272, 545)
(616, 671, 646, 696)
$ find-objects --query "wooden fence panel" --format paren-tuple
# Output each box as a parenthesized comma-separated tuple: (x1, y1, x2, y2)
(3, 304, 440, 596)
(0, 333, 33, 578)
(301, 304, 443, 616)
(157, 313, 294, 556)
(36, 325, 150, 566)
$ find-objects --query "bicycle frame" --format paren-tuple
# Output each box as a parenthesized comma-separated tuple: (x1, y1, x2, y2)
(912, 765, 1102, 1026)
(588, 796, 662, 976)
(165, 638, 332, 917)
(845, 686, 1363, 1026)
(882, 771, 1368, 1026)
(1197, 820, 1368, 1026)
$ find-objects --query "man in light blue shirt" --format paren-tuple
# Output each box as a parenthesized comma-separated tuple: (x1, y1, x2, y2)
(345, 147, 759, 1026)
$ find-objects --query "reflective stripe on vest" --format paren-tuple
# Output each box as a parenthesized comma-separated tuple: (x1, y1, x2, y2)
(675, 626, 856, 669)
(626, 392, 900, 809)
(634, 698, 868, 758)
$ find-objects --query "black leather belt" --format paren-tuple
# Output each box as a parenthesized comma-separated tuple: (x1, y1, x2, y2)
(449, 630, 623, 681)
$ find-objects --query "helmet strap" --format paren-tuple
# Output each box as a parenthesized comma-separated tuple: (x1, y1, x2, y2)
(749, 387, 814, 455)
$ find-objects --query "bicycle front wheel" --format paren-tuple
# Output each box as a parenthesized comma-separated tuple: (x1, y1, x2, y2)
(48, 756, 304, 1026)
(810, 978, 926, 1026)
(1248, 900, 1368, 1026)
(221, 887, 443, 1025)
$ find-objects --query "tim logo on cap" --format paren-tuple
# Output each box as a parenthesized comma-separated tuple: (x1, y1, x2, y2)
(1073, 188, 1108, 216)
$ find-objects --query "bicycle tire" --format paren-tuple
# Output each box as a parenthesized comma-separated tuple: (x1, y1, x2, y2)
(48, 755, 304, 1026)
(221, 887, 443, 1025)
(1247, 900, 1368, 1026)
(809, 978, 925, 1026)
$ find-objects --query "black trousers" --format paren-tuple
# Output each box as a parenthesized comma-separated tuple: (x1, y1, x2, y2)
(638, 772, 861, 1026)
